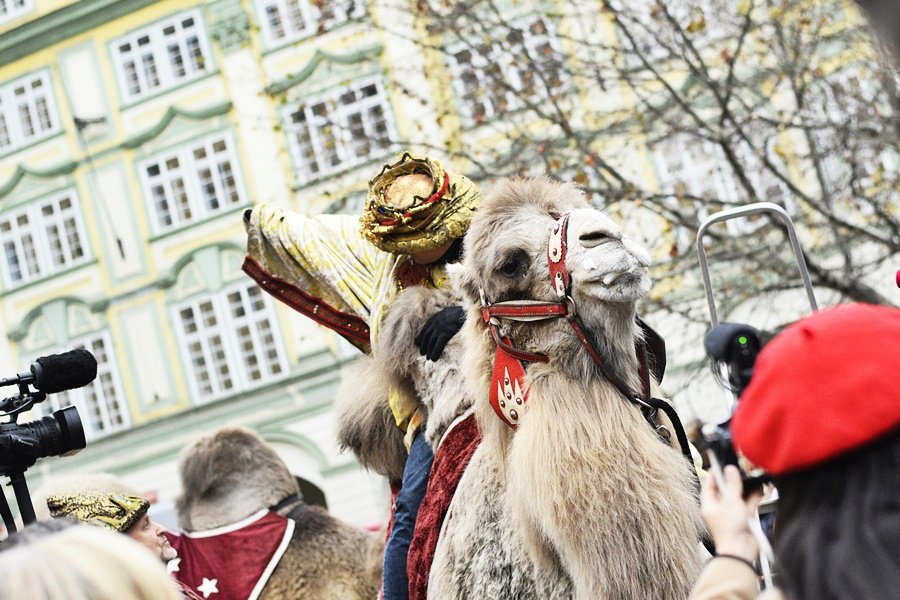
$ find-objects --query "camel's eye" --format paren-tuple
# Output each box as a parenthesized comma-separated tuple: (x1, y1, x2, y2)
(499, 250, 529, 278)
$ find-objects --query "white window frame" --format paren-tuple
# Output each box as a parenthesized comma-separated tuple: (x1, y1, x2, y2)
(0, 189, 91, 287)
(139, 133, 246, 234)
(613, 0, 737, 65)
(447, 16, 566, 123)
(0, 70, 60, 154)
(0, 0, 34, 25)
(654, 135, 747, 240)
(173, 281, 288, 404)
(111, 9, 212, 103)
(31, 332, 130, 441)
(812, 67, 890, 195)
(257, 0, 364, 46)
(283, 77, 396, 185)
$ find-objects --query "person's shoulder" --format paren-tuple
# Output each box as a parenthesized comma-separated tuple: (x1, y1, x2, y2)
(759, 588, 787, 600)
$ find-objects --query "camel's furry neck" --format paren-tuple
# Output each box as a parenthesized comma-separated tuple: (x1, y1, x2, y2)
(507, 371, 703, 599)
(463, 299, 703, 599)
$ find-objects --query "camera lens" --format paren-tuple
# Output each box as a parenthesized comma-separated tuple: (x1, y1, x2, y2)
(0, 406, 86, 471)
(51, 406, 86, 456)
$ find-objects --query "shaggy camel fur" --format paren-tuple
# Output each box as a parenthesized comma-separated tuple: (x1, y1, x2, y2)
(333, 285, 473, 485)
(428, 178, 704, 599)
(374, 285, 473, 448)
(176, 427, 382, 600)
(334, 355, 408, 486)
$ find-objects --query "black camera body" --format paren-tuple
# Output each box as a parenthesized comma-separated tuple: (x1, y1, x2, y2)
(701, 323, 770, 493)
(0, 406, 85, 475)
(0, 349, 95, 532)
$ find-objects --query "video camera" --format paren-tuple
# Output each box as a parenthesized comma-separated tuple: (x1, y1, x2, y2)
(699, 323, 769, 494)
(0, 349, 97, 533)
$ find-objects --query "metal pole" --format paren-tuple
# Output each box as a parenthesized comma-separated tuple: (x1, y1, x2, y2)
(696, 202, 818, 328)
(696, 202, 819, 413)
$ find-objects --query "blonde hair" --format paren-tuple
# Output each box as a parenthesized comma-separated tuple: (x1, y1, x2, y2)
(0, 525, 181, 600)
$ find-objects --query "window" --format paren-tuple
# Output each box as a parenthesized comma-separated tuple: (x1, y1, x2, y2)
(0, 0, 33, 24)
(655, 133, 787, 236)
(112, 10, 210, 101)
(448, 17, 565, 123)
(656, 136, 737, 204)
(0, 71, 59, 153)
(0, 190, 90, 286)
(810, 67, 890, 195)
(141, 135, 244, 232)
(732, 123, 792, 211)
(258, 0, 363, 45)
(612, 0, 739, 65)
(175, 282, 287, 402)
(284, 78, 394, 184)
(654, 135, 744, 240)
(32, 334, 129, 440)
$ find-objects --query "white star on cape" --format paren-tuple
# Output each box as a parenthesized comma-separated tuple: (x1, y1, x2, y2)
(166, 557, 181, 574)
(197, 578, 219, 598)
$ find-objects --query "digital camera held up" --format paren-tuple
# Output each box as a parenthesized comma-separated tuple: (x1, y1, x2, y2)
(700, 323, 769, 494)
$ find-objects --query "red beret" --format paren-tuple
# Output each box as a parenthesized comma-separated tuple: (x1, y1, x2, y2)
(732, 303, 900, 475)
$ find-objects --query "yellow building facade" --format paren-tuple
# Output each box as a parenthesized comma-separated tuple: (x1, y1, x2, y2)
(0, 0, 434, 528)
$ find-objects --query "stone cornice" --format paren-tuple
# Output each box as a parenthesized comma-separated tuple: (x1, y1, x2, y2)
(0, 161, 78, 199)
(0, 0, 159, 65)
(0, 101, 232, 198)
(120, 101, 233, 149)
(264, 44, 384, 96)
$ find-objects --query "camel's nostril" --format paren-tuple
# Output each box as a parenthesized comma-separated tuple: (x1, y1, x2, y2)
(579, 231, 611, 248)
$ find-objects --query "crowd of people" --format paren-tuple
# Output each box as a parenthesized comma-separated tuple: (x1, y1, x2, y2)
(0, 143, 897, 599)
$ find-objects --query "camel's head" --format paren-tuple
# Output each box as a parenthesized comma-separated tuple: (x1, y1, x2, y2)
(459, 177, 650, 327)
(455, 176, 654, 413)
(175, 427, 300, 531)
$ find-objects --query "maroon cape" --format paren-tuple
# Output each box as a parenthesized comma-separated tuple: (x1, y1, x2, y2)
(165, 510, 293, 600)
(407, 413, 481, 600)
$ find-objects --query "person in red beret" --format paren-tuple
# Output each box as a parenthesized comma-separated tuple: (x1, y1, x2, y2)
(690, 303, 900, 600)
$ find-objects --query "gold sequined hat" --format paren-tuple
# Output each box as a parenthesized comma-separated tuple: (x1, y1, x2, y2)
(47, 492, 149, 533)
(360, 153, 480, 254)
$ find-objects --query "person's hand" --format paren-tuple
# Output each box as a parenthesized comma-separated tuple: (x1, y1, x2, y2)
(415, 306, 465, 361)
(701, 465, 763, 562)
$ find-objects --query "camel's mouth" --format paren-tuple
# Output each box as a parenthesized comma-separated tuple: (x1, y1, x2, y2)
(576, 266, 649, 300)
(581, 266, 645, 287)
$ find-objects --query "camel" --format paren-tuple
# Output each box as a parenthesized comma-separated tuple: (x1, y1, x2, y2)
(419, 177, 705, 599)
(332, 177, 702, 598)
(173, 426, 383, 600)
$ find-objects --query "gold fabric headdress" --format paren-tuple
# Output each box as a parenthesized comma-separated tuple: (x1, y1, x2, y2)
(360, 153, 480, 254)
(47, 492, 149, 533)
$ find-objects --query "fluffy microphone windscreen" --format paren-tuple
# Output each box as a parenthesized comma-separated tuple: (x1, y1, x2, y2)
(32, 349, 99, 394)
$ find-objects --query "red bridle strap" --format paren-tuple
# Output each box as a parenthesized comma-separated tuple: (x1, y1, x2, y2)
(479, 214, 691, 459)
(481, 301, 568, 323)
(547, 213, 571, 299)
(488, 323, 550, 364)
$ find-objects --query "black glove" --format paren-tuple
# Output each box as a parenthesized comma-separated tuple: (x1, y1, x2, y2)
(414, 306, 466, 361)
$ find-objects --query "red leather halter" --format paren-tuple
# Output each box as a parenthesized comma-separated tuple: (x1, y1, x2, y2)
(480, 213, 654, 429)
